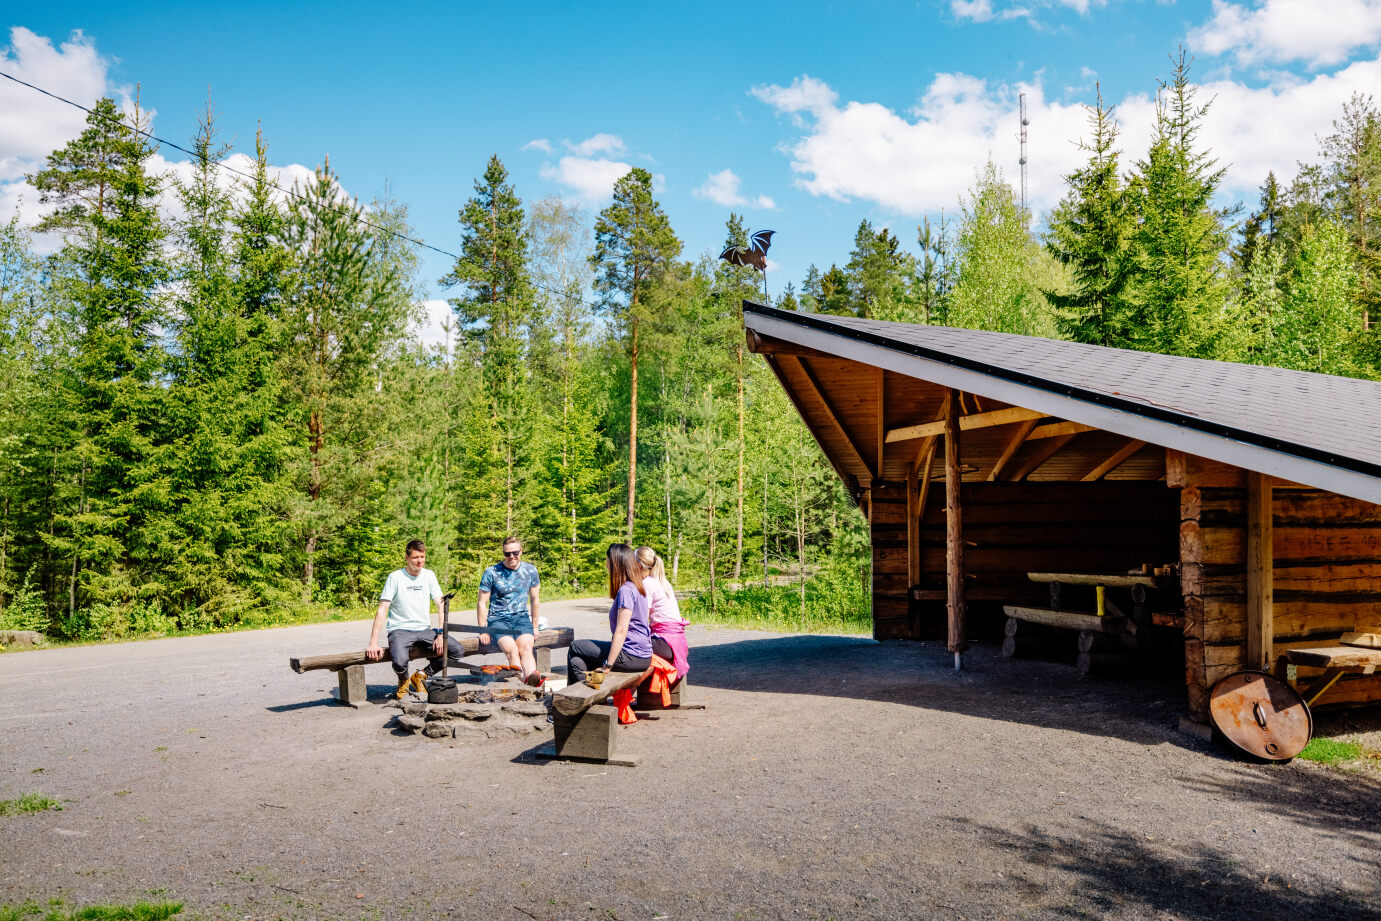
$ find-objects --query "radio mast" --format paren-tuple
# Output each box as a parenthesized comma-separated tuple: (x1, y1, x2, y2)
(1019, 92, 1030, 227)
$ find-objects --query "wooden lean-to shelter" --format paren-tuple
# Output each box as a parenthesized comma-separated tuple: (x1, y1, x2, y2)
(744, 303, 1381, 720)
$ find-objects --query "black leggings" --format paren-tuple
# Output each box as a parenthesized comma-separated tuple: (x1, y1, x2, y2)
(566, 636, 673, 683)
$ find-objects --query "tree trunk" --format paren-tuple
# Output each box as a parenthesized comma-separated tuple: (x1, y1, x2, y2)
(303, 534, 317, 602)
(734, 342, 744, 580)
(626, 315, 638, 543)
(796, 477, 806, 613)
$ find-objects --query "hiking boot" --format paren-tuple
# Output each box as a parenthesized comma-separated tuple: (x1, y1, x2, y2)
(408, 671, 428, 695)
(395, 673, 413, 699)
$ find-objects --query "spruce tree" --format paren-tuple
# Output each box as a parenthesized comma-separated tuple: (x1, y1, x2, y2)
(845, 220, 907, 318)
(29, 96, 172, 621)
(1126, 51, 1233, 359)
(1045, 86, 1135, 347)
(280, 159, 408, 599)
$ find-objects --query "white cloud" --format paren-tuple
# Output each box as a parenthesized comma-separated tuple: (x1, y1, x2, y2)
(411, 298, 454, 350)
(522, 138, 553, 153)
(754, 63, 1381, 219)
(565, 133, 625, 157)
(1190, 0, 1381, 68)
(0, 26, 325, 243)
(0, 27, 125, 181)
(693, 169, 777, 210)
(753, 73, 1090, 216)
(540, 155, 633, 204)
(950, 0, 1103, 24)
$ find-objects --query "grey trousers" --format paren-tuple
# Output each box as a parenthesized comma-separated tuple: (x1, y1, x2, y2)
(387, 628, 464, 677)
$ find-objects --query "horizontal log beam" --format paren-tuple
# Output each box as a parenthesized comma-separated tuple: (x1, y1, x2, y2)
(886, 406, 1047, 444)
(289, 627, 575, 673)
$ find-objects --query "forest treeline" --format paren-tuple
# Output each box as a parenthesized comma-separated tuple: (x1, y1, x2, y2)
(2, 55, 1380, 640)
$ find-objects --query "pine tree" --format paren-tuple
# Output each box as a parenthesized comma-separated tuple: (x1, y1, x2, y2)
(591, 167, 682, 543)
(440, 156, 534, 537)
(1045, 86, 1135, 347)
(915, 213, 953, 325)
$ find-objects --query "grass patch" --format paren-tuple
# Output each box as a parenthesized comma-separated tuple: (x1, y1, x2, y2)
(1298, 737, 1366, 766)
(682, 563, 871, 635)
(0, 902, 181, 921)
(0, 793, 62, 816)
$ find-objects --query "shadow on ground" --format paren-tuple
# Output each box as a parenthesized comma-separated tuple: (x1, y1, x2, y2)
(689, 632, 1192, 746)
(961, 815, 1381, 920)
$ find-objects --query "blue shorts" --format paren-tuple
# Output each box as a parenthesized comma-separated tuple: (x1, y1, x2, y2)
(485, 611, 533, 637)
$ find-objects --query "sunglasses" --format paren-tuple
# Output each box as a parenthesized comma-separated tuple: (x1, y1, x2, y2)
(503, 549, 522, 557)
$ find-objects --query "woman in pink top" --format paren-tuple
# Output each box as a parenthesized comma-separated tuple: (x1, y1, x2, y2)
(635, 545, 689, 680)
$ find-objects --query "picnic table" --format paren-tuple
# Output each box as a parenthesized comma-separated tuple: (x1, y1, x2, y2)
(1282, 639, 1381, 706)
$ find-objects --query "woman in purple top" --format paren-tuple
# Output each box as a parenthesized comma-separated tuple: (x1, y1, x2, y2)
(566, 544, 655, 684)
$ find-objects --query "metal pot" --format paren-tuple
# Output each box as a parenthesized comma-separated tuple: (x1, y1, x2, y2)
(427, 676, 459, 704)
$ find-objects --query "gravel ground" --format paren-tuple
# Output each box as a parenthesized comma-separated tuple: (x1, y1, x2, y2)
(1, 597, 1378, 921)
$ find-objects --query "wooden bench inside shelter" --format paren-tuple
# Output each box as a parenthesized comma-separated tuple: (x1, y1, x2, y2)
(289, 627, 575, 707)
(1002, 570, 1182, 675)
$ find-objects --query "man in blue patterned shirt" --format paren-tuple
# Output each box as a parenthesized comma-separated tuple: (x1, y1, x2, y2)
(477, 535, 543, 686)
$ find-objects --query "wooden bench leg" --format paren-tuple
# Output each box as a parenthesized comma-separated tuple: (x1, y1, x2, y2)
(636, 676, 706, 710)
(1302, 668, 1346, 707)
(541, 704, 640, 766)
(534, 647, 552, 674)
(336, 664, 366, 707)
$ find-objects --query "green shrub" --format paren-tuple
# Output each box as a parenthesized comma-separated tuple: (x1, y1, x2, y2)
(682, 559, 871, 634)
(0, 571, 49, 633)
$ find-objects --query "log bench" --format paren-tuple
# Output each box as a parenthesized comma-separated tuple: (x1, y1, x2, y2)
(1002, 605, 1135, 676)
(1281, 644, 1381, 707)
(289, 627, 575, 707)
(537, 668, 702, 767)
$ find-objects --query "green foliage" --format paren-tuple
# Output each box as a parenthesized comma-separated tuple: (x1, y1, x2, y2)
(1046, 87, 1136, 347)
(681, 557, 870, 634)
(12, 72, 1381, 647)
(0, 571, 50, 633)
(1125, 52, 1234, 359)
(948, 161, 1058, 336)
(0, 793, 62, 815)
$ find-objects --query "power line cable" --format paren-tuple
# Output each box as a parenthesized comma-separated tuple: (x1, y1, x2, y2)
(0, 69, 772, 329)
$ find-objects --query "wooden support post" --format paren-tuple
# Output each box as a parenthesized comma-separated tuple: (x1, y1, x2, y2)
(907, 465, 920, 588)
(1246, 471, 1274, 671)
(336, 664, 366, 707)
(945, 389, 967, 667)
(876, 368, 886, 479)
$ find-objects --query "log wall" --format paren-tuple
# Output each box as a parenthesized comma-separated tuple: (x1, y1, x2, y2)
(1172, 452, 1381, 717)
(872, 480, 1180, 641)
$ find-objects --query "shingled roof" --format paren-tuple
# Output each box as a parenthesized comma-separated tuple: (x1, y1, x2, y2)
(743, 302, 1381, 504)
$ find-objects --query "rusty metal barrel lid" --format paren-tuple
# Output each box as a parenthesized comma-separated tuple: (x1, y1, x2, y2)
(1209, 670, 1312, 762)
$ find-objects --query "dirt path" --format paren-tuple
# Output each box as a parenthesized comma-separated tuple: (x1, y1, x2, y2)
(1, 598, 1378, 920)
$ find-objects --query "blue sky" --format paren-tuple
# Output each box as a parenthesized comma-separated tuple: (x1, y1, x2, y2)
(6, 1, 1381, 342)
